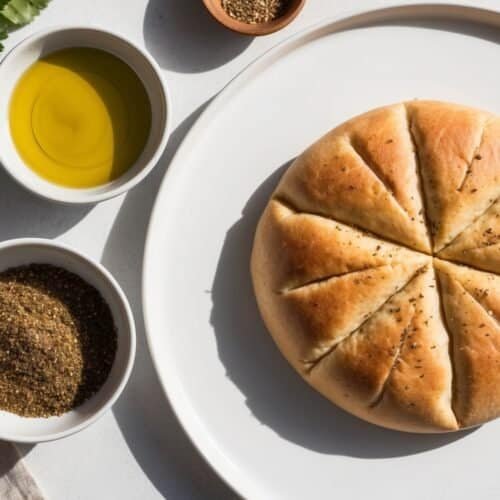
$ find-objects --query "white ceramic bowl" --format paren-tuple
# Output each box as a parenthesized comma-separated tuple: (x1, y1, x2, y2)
(0, 26, 171, 204)
(0, 238, 136, 443)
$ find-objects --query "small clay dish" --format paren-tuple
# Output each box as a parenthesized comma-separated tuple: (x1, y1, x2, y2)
(202, 0, 306, 36)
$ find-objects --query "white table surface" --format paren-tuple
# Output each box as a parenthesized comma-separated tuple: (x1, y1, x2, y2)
(1, 0, 498, 498)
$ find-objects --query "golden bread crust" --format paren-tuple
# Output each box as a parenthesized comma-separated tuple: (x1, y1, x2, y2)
(275, 103, 431, 252)
(251, 101, 500, 432)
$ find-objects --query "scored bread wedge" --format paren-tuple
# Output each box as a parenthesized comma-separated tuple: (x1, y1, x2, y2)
(407, 101, 500, 252)
(438, 200, 500, 274)
(253, 198, 428, 292)
(435, 259, 500, 427)
(251, 197, 431, 365)
(275, 103, 431, 253)
(252, 245, 430, 375)
(309, 265, 457, 432)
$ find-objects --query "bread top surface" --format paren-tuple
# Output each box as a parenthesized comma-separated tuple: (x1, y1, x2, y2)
(251, 101, 500, 433)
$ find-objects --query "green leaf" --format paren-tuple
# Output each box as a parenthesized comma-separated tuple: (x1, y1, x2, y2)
(0, 16, 12, 31)
(0, 0, 50, 50)
(2, 0, 46, 25)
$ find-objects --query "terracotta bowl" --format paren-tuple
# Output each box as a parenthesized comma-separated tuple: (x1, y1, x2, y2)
(202, 0, 306, 36)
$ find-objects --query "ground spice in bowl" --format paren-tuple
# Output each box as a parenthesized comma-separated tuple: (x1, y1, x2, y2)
(0, 264, 117, 418)
(221, 0, 292, 24)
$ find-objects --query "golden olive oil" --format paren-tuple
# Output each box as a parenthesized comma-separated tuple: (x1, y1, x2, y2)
(10, 47, 152, 188)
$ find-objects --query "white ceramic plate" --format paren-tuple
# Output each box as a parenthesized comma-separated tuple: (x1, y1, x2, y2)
(143, 4, 500, 499)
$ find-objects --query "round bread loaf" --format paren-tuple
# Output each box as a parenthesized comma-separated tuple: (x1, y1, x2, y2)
(251, 101, 500, 433)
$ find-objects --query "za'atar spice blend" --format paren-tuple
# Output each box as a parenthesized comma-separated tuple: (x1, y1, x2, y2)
(0, 264, 117, 418)
(221, 0, 292, 24)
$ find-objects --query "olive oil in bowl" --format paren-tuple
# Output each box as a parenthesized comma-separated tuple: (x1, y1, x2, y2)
(10, 47, 152, 188)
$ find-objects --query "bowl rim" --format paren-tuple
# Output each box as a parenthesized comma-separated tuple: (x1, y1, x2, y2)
(0, 25, 172, 205)
(202, 0, 306, 36)
(0, 237, 136, 443)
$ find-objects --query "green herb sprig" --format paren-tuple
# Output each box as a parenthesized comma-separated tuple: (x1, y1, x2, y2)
(0, 0, 51, 51)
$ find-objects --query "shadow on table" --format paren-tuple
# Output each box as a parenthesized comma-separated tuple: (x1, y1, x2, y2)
(142, 1, 500, 74)
(210, 161, 476, 459)
(0, 168, 92, 240)
(102, 100, 237, 499)
(143, 0, 252, 73)
(0, 443, 35, 477)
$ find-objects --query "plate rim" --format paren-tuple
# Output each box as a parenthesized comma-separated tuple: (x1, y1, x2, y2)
(142, 3, 500, 498)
